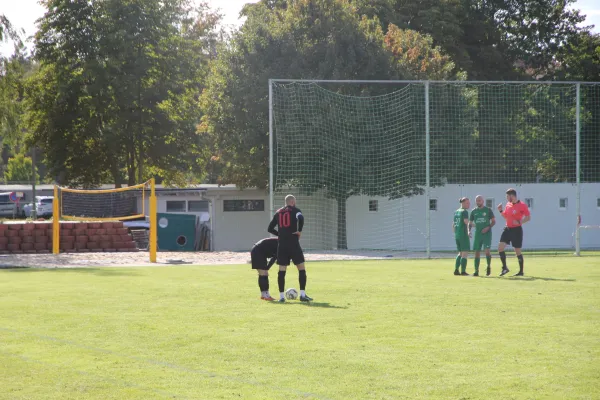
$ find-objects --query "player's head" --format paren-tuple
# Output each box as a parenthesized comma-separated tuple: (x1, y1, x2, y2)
(475, 195, 484, 208)
(459, 197, 470, 209)
(285, 194, 296, 207)
(506, 188, 517, 202)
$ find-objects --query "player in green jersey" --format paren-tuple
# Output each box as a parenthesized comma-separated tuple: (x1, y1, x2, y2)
(453, 197, 471, 276)
(469, 195, 496, 276)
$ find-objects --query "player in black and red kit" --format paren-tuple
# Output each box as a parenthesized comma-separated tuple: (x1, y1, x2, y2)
(250, 237, 278, 301)
(267, 194, 313, 303)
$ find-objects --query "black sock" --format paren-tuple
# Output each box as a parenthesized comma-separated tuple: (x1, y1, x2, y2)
(277, 271, 286, 293)
(258, 275, 269, 292)
(517, 255, 524, 272)
(499, 251, 507, 268)
(299, 270, 307, 291)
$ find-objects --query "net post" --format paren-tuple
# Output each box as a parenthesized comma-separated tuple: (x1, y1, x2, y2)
(52, 185, 60, 254)
(149, 178, 157, 262)
(425, 81, 431, 259)
(575, 83, 581, 256)
(269, 79, 274, 224)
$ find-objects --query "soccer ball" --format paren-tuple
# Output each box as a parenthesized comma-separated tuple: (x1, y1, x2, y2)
(285, 288, 298, 300)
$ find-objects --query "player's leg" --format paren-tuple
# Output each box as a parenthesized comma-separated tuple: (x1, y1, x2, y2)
(293, 246, 312, 302)
(460, 249, 469, 275)
(498, 228, 511, 276)
(277, 265, 288, 302)
(277, 244, 291, 302)
(257, 269, 274, 300)
(512, 227, 524, 276)
(485, 248, 492, 276)
(483, 233, 492, 276)
(251, 247, 272, 300)
(454, 240, 462, 275)
(473, 238, 482, 276)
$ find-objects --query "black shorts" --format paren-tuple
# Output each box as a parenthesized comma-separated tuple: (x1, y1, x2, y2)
(500, 226, 524, 249)
(250, 247, 275, 270)
(277, 240, 305, 266)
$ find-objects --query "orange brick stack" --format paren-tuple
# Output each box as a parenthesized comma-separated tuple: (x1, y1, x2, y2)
(0, 222, 137, 254)
(0, 223, 51, 254)
(60, 221, 137, 253)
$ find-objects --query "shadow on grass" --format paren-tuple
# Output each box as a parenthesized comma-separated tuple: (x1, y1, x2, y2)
(0, 266, 140, 276)
(269, 301, 347, 309)
(487, 275, 576, 282)
(163, 259, 193, 265)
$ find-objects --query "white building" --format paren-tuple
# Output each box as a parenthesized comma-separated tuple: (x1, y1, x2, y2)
(3, 182, 599, 252)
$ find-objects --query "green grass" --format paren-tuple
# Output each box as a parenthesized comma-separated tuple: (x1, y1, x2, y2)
(1, 257, 599, 400)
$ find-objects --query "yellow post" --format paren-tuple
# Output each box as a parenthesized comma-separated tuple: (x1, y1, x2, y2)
(149, 178, 157, 263)
(52, 185, 60, 254)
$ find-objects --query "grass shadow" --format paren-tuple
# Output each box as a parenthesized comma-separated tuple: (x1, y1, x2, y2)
(0, 266, 140, 276)
(487, 275, 576, 282)
(162, 259, 193, 265)
(269, 301, 348, 309)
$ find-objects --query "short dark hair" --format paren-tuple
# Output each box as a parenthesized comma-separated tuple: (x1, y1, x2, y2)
(459, 197, 468, 203)
(506, 188, 517, 196)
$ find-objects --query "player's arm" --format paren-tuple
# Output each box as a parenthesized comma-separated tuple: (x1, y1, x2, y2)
(469, 211, 475, 229)
(296, 212, 304, 232)
(497, 204, 508, 219)
(521, 206, 531, 225)
(267, 214, 279, 236)
(462, 210, 470, 236)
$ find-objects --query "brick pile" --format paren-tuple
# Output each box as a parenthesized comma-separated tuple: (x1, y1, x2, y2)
(0, 221, 138, 254)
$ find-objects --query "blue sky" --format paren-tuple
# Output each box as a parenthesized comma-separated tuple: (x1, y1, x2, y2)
(1, 0, 599, 57)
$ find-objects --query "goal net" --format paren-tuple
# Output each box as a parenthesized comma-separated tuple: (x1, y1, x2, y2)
(52, 180, 157, 261)
(270, 80, 600, 254)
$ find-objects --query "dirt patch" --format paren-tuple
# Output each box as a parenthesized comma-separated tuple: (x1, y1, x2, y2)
(0, 250, 453, 268)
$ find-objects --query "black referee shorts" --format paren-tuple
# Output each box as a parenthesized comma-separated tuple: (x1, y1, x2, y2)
(500, 226, 524, 249)
(277, 240, 305, 267)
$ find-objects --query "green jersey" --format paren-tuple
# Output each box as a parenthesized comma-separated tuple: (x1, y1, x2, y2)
(453, 208, 469, 239)
(469, 206, 494, 235)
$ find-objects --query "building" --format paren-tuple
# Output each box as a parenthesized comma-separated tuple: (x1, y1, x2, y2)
(2, 183, 598, 252)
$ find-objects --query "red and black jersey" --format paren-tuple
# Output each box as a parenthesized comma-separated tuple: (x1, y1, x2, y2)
(267, 205, 304, 241)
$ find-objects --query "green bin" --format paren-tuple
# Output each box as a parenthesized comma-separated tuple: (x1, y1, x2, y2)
(157, 213, 197, 251)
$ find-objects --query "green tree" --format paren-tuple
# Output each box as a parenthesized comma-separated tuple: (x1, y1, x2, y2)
(4, 153, 39, 183)
(352, 0, 588, 79)
(26, 0, 220, 187)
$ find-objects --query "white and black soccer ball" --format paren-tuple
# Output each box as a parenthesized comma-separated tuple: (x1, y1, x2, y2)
(285, 288, 298, 300)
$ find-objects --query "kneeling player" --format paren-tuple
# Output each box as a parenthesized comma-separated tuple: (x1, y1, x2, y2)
(251, 237, 278, 301)
(268, 195, 313, 302)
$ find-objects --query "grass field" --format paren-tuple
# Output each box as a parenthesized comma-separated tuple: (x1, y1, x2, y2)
(1, 257, 599, 399)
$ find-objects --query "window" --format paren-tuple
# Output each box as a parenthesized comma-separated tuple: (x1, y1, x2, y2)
(429, 199, 438, 211)
(166, 200, 186, 212)
(223, 199, 265, 212)
(597, 198, 600, 209)
(559, 198, 568, 210)
(188, 200, 209, 212)
(368, 200, 378, 212)
(485, 198, 494, 209)
(525, 198, 534, 209)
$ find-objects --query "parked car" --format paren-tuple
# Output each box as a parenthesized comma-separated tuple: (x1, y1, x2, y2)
(22, 196, 54, 218)
(0, 192, 19, 217)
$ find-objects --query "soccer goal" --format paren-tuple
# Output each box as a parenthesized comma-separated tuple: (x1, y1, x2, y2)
(269, 80, 600, 256)
(52, 179, 158, 262)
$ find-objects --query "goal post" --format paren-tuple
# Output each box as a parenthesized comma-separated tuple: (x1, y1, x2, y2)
(269, 79, 600, 255)
(52, 179, 157, 262)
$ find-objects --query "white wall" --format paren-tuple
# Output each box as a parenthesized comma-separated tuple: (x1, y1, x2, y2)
(136, 183, 600, 252)
(345, 183, 600, 251)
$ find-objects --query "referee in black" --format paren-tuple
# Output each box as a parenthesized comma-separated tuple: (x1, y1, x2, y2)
(251, 237, 278, 301)
(267, 194, 313, 303)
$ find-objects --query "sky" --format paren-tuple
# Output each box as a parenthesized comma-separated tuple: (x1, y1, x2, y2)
(1, 0, 599, 57)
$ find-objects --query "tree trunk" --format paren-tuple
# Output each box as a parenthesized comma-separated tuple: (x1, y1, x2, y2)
(336, 196, 348, 249)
